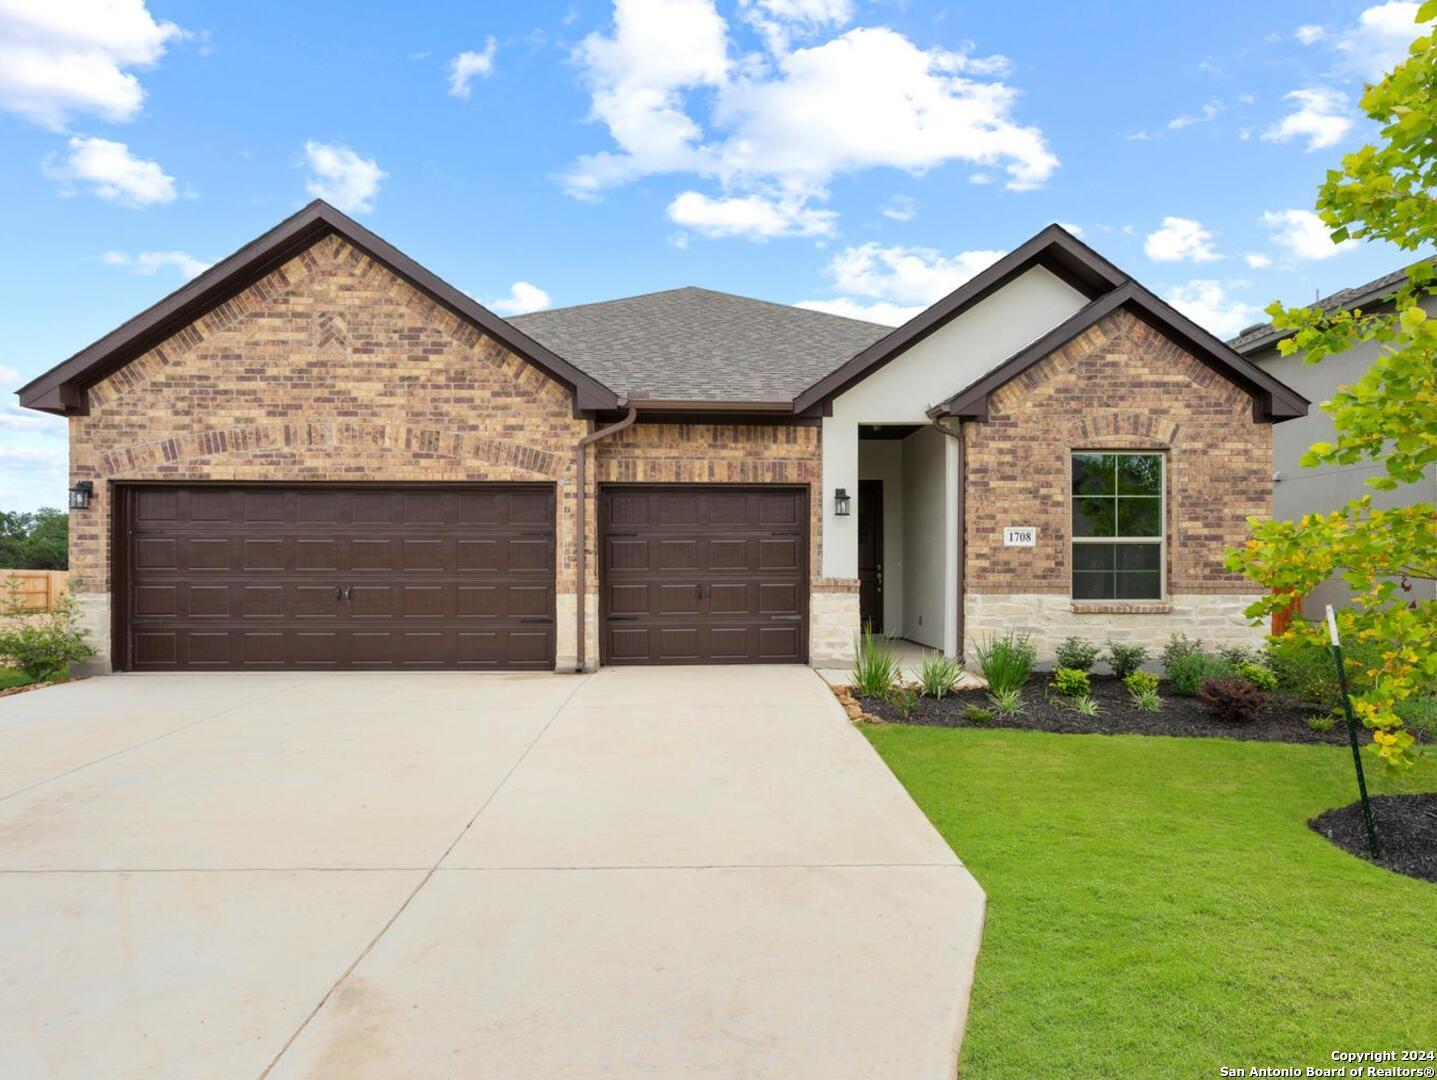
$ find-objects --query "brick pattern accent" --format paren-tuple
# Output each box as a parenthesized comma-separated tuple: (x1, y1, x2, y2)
(963, 308, 1271, 597)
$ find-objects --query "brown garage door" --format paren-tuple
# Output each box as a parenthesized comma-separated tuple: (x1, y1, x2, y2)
(116, 484, 555, 670)
(599, 486, 808, 665)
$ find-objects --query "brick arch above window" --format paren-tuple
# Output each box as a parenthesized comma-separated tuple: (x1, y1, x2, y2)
(1062, 412, 1182, 448)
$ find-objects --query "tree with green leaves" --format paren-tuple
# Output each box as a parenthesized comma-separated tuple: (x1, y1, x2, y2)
(0, 509, 68, 571)
(1227, 4, 1437, 769)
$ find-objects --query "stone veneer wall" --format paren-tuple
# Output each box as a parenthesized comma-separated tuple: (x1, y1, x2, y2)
(961, 308, 1273, 663)
(67, 236, 836, 671)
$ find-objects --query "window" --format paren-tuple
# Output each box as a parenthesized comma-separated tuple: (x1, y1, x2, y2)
(1071, 452, 1164, 600)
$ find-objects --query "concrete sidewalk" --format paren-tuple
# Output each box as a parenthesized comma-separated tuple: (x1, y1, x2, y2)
(0, 666, 984, 1079)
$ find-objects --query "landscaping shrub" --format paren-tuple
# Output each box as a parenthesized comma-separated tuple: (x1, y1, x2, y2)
(1161, 632, 1205, 672)
(1238, 662, 1279, 693)
(1266, 633, 1384, 711)
(1125, 670, 1159, 697)
(963, 703, 993, 724)
(1052, 667, 1090, 698)
(0, 597, 94, 682)
(887, 683, 919, 722)
(1167, 651, 1234, 696)
(851, 626, 898, 697)
(917, 651, 961, 700)
(1071, 695, 1099, 716)
(989, 687, 1024, 717)
(1219, 644, 1255, 666)
(973, 630, 1036, 696)
(1396, 697, 1437, 742)
(1105, 640, 1150, 680)
(1198, 676, 1268, 723)
(1055, 636, 1101, 672)
(1130, 687, 1162, 713)
(1307, 714, 1337, 734)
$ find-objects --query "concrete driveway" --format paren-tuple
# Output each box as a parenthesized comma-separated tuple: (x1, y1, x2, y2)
(0, 666, 984, 1079)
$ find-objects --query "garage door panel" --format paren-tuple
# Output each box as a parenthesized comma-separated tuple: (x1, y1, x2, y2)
(122, 485, 555, 671)
(600, 487, 807, 666)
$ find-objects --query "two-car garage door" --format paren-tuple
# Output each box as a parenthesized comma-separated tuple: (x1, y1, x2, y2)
(117, 484, 555, 670)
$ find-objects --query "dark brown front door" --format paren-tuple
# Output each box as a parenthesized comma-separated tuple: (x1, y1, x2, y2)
(599, 486, 808, 665)
(857, 479, 883, 633)
(115, 484, 555, 670)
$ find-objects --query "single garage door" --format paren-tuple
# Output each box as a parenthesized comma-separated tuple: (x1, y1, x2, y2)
(116, 484, 555, 670)
(599, 486, 808, 665)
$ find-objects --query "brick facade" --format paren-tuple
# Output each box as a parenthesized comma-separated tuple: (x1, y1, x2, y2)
(69, 236, 816, 671)
(961, 308, 1271, 658)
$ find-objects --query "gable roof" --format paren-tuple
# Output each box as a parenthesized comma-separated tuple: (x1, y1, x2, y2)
(791, 224, 1129, 413)
(17, 200, 622, 415)
(510, 286, 889, 404)
(930, 281, 1309, 423)
(1229, 257, 1436, 355)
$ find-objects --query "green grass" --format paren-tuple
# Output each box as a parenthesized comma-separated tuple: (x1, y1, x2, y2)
(863, 725, 1437, 1080)
(0, 668, 34, 691)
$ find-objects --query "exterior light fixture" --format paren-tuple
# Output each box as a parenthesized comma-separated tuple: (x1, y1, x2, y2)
(834, 487, 851, 516)
(68, 481, 93, 510)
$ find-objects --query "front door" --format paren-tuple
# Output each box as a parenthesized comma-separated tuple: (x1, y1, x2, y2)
(857, 479, 883, 634)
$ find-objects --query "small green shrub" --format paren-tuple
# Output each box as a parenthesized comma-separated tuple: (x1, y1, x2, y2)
(887, 683, 920, 722)
(1071, 695, 1099, 716)
(1161, 632, 1205, 672)
(1198, 676, 1268, 723)
(963, 703, 993, 724)
(1306, 714, 1337, 734)
(1052, 667, 1090, 698)
(1125, 670, 1160, 698)
(1167, 651, 1234, 696)
(1131, 689, 1162, 713)
(917, 651, 961, 700)
(1238, 662, 1279, 692)
(973, 630, 1036, 696)
(851, 626, 898, 697)
(989, 687, 1025, 716)
(1396, 697, 1437, 742)
(0, 598, 95, 682)
(1105, 640, 1149, 680)
(1267, 632, 1383, 710)
(1054, 636, 1101, 672)
(1218, 644, 1255, 666)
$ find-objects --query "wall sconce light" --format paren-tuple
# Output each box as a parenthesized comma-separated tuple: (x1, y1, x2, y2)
(833, 487, 851, 516)
(68, 481, 93, 510)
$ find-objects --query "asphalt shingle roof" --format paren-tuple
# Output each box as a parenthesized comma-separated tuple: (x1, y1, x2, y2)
(1228, 259, 1433, 354)
(509, 286, 892, 402)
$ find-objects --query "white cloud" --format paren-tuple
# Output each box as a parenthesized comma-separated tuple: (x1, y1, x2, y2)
(0, 445, 68, 512)
(302, 140, 385, 214)
(0, 403, 65, 433)
(794, 297, 920, 326)
(1335, 2, 1421, 81)
(564, 2, 1057, 237)
(1295, 24, 1327, 45)
(1261, 88, 1353, 151)
(742, 0, 853, 51)
(486, 281, 552, 316)
(1056, 221, 1085, 238)
(1143, 217, 1220, 263)
(43, 135, 176, 205)
(1168, 100, 1222, 130)
(667, 190, 836, 238)
(102, 249, 211, 279)
(0, 0, 183, 129)
(819, 242, 1005, 305)
(880, 194, 915, 221)
(447, 38, 497, 98)
(1261, 208, 1359, 260)
(1244, 252, 1272, 268)
(1164, 280, 1263, 339)
(0, 363, 20, 385)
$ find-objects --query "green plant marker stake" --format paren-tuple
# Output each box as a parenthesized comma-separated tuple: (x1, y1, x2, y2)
(1326, 605, 1380, 858)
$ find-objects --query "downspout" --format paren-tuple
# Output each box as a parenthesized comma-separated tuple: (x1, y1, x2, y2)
(931, 414, 966, 662)
(574, 403, 637, 672)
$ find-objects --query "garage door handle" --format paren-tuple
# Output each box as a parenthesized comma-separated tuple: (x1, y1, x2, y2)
(342, 586, 352, 602)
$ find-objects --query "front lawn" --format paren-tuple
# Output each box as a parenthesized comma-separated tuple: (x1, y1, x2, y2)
(865, 724, 1437, 1080)
(0, 668, 33, 692)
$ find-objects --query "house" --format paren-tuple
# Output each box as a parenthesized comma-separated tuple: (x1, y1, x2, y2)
(17, 201, 1308, 674)
(1232, 262, 1437, 618)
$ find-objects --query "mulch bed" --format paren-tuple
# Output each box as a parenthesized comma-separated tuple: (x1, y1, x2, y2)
(856, 673, 1353, 746)
(1310, 794, 1437, 883)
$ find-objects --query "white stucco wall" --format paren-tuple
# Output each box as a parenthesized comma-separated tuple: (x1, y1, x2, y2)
(857, 438, 905, 632)
(901, 426, 951, 650)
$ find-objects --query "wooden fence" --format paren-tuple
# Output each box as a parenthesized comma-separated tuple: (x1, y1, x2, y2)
(0, 570, 69, 613)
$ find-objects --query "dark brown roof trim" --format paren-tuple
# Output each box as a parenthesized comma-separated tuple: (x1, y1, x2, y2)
(929, 281, 1310, 424)
(18, 200, 621, 415)
(791, 224, 1130, 413)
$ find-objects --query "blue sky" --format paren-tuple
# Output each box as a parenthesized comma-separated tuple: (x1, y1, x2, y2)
(1, 0, 1429, 510)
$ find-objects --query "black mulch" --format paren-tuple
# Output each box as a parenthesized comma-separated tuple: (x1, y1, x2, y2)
(857, 673, 1354, 746)
(1310, 794, 1437, 883)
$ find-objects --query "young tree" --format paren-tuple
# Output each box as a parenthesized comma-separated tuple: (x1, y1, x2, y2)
(1227, 5, 1437, 769)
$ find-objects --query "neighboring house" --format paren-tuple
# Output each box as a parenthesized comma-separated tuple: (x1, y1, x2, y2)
(17, 202, 1307, 674)
(1232, 263, 1437, 620)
